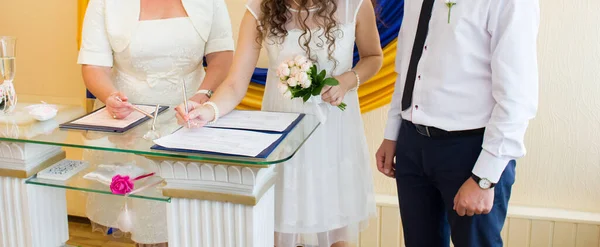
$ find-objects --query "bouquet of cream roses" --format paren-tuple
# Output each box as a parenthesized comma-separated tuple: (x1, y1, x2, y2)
(276, 55, 346, 111)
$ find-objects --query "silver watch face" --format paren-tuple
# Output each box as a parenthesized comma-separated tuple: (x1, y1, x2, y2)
(479, 178, 492, 189)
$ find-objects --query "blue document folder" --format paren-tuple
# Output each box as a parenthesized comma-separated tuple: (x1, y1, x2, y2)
(150, 113, 305, 158)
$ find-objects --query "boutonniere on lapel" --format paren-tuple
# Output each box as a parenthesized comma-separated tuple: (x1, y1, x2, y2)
(445, 0, 457, 24)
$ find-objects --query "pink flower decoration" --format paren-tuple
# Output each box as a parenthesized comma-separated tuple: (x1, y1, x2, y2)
(110, 175, 134, 195)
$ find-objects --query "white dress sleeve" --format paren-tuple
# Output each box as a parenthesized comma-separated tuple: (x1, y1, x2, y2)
(77, 0, 114, 67)
(204, 0, 235, 55)
(337, 0, 364, 24)
(245, 0, 262, 21)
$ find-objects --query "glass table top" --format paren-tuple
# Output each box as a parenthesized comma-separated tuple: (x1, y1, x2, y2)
(0, 95, 320, 202)
(0, 95, 321, 165)
(27, 170, 170, 202)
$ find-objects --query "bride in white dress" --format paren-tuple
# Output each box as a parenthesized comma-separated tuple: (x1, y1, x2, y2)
(77, 0, 234, 245)
(175, 0, 381, 246)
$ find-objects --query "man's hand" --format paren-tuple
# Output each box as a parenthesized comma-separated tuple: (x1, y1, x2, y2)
(376, 139, 397, 178)
(453, 177, 494, 216)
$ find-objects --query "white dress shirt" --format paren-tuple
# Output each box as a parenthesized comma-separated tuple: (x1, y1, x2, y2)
(384, 0, 540, 183)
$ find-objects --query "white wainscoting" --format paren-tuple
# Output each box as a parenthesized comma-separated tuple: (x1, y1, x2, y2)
(359, 195, 600, 247)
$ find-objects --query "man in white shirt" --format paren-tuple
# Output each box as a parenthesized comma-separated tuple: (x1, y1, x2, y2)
(376, 0, 539, 246)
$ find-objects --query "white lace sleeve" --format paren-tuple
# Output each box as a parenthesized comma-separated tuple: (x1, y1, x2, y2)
(337, 0, 364, 24)
(245, 0, 262, 21)
(77, 0, 114, 67)
(205, 0, 235, 55)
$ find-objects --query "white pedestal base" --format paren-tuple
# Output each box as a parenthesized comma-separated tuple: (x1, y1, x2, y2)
(0, 143, 68, 247)
(167, 187, 274, 247)
(0, 178, 69, 247)
(151, 160, 277, 247)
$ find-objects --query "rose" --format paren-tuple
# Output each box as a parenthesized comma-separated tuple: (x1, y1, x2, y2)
(278, 83, 288, 94)
(287, 77, 299, 87)
(294, 55, 308, 66)
(281, 67, 291, 78)
(290, 66, 301, 77)
(295, 72, 311, 88)
(300, 62, 312, 72)
(300, 80, 311, 89)
(277, 64, 291, 79)
(278, 63, 289, 70)
(295, 72, 308, 83)
(283, 90, 293, 99)
(110, 175, 134, 195)
(287, 59, 295, 67)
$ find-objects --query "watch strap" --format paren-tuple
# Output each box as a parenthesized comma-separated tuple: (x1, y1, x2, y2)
(471, 173, 496, 189)
(195, 89, 213, 98)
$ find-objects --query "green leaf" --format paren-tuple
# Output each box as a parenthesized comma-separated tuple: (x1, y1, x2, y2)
(323, 78, 340, 86)
(311, 84, 325, 96)
(317, 70, 326, 82)
(290, 86, 304, 97)
(310, 65, 317, 78)
(298, 88, 309, 96)
(302, 94, 311, 102)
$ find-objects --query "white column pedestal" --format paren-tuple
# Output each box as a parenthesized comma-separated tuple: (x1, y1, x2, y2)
(151, 160, 277, 247)
(0, 142, 69, 247)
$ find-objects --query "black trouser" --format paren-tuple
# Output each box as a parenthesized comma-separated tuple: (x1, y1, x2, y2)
(395, 120, 515, 247)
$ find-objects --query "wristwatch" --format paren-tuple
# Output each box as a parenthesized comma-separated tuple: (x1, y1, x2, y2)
(195, 89, 214, 98)
(471, 174, 496, 190)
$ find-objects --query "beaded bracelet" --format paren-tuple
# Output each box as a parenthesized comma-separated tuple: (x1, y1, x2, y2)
(202, 101, 220, 124)
(349, 69, 361, 91)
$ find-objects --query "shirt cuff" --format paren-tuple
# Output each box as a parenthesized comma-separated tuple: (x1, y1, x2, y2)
(77, 50, 113, 67)
(384, 117, 401, 141)
(472, 150, 511, 183)
(205, 38, 235, 55)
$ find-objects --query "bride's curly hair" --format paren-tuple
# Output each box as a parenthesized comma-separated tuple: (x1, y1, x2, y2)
(256, 0, 340, 64)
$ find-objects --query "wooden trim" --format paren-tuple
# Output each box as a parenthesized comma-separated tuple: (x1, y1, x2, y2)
(0, 151, 66, 178)
(67, 215, 91, 224)
(375, 194, 600, 225)
(363, 195, 600, 247)
(508, 205, 600, 225)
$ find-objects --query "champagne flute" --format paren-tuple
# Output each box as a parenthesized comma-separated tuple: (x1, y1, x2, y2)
(0, 36, 17, 114)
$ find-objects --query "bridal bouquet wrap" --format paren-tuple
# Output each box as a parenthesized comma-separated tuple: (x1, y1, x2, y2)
(276, 55, 347, 112)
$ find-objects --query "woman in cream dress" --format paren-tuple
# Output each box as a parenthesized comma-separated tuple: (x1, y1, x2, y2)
(77, 0, 234, 245)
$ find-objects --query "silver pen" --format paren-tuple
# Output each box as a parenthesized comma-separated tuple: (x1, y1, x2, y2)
(115, 96, 154, 119)
(151, 104, 159, 130)
(182, 81, 190, 128)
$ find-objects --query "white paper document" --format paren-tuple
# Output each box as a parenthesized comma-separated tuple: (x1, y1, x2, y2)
(153, 127, 283, 157)
(71, 105, 156, 129)
(205, 110, 301, 132)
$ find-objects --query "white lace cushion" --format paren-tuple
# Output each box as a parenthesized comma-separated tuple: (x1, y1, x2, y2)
(77, 0, 114, 67)
(204, 0, 235, 54)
